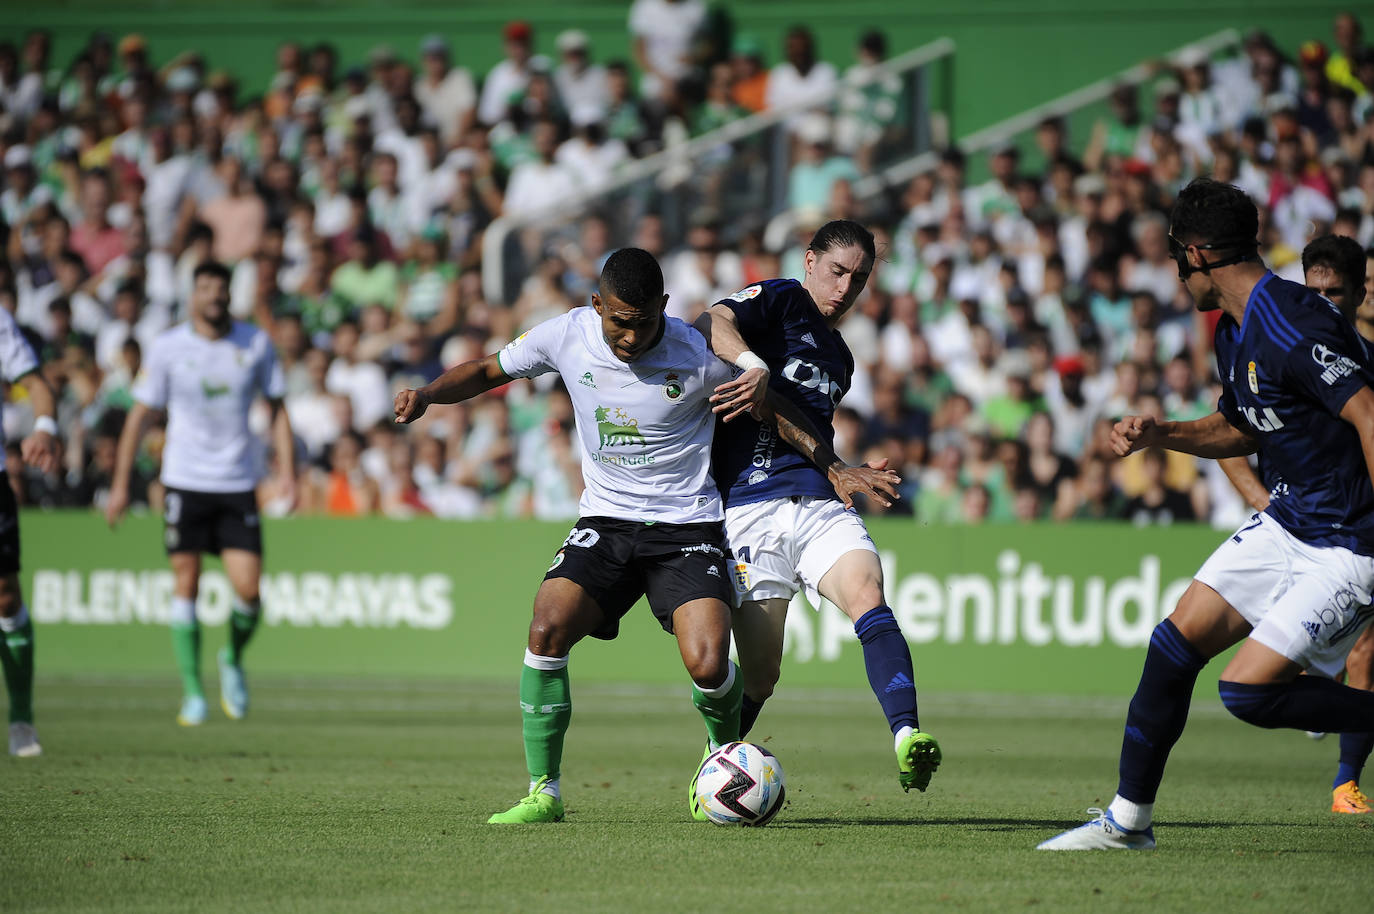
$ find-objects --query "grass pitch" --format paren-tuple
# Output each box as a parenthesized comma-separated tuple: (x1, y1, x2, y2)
(6, 676, 1372, 913)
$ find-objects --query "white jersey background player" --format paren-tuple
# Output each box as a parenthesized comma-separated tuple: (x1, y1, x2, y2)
(108, 260, 296, 728)
(392, 247, 893, 824)
(0, 306, 59, 756)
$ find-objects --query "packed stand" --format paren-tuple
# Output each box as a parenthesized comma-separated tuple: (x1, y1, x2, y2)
(0, 11, 1372, 525)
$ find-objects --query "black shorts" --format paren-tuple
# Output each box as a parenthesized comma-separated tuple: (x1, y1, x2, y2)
(163, 487, 262, 556)
(0, 480, 19, 575)
(545, 516, 733, 640)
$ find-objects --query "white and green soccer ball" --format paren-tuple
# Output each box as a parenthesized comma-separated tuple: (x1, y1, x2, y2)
(695, 741, 785, 826)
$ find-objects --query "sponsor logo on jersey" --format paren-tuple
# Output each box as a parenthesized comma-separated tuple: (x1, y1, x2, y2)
(729, 285, 762, 303)
(681, 542, 725, 558)
(800, 332, 816, 348)
(594, 406, 646, 448)
(663, 371, 683, 402)
(748, 469, 768, 485)
(1241, 404, 1285, 432)
(782, 357, 843, 406)
(1312, 343, 1358, 386)
(1247, 360, 1258, 394)
(201, 379, 230, 399)
(707, 565, 720, 577)
(579, 371, 597, 389)
(507, 331, 530, 349)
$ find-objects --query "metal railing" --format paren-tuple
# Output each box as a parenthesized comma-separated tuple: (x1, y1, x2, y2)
(852, 28, 1243, 200)
(481, 37, 957, 306)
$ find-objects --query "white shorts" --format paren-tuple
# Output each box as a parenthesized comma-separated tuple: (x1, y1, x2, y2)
(724, 496, 878, 608)
(1195, 512, 1374, 678)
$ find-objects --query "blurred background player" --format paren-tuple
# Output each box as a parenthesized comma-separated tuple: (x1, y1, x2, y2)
(1218, 234, 1374, 815)
(695, 219, 938, 802)
(0, 306, 58, 756)
(1040, 179, 1374, 851)
(393, 248, 892, 824)
(107, 261, 296, 727)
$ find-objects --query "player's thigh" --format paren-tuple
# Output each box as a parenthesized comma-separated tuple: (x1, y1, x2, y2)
(815, 549, 885, 623)
(538, 517, 641, 648)
(1184, 513, 1292, 657)
(724, 500, 802, 606)
(733, 597, 791, 694)
(220, 549, 262, 603)
(1226, 540, 1374, 683)
(211, 490, 263, 563)
(0, 573, 21, 617)
(671, 597, 735, 686)
(0, 481, 22, 613)
(797, 499, 882, 620)
(1346, 626, 1374, 691)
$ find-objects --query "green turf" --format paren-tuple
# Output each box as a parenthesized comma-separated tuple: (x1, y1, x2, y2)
(6, 676, 1372, 913)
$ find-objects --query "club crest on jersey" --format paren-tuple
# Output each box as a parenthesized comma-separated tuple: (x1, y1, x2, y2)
(729, 285, 762, 303)
(1247, 360, 1258, 394)
(733, 561, 750, 593)
(663, 371, 683, 402)
(594, 406, 646, 448)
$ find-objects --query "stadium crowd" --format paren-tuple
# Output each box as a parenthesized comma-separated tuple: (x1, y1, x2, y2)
(1, 8, 1373, 525)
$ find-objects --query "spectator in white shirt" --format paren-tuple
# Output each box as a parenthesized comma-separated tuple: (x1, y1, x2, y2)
(553, 30, 610, 127)
(765, 26, 838, 120)
(324, 320, 393, 432)
(478, 21, 535, 127)
(628, 0, 707, 105)
(503, 119, 578, 220)
(414, 35, 476, 146)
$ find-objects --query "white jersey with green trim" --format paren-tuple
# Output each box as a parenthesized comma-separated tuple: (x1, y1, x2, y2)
(132, 321, 285, 493)
(0, 307, 40, 451)
(498, 306, 733, 524)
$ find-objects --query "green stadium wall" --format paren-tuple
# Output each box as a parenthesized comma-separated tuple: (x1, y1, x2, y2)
(24, 512, 1234, 694)
(10, 1, 1352, 138)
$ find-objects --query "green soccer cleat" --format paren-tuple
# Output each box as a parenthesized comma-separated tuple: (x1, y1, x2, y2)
(487, 776, 565, 824)
(688, 743, 712, 822)
(218, 648, 249, 720)
(897, 729, 941, 792)
(177, 694, 208, 727)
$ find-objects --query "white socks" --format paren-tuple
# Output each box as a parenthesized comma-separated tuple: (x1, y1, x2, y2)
(532, 778, 561, 799)
(0, 605, 28, 632)
(1108, 795, 1153, 831)
(893, 725, 914, 753)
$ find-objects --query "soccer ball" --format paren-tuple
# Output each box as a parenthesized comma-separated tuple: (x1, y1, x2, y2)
(695, 741, 785, 826)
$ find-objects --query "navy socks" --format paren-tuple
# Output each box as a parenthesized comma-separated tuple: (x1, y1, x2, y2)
(854, 606, 919, 734)
(1117, 619, 1207, 804)
(1219, 677, 1374, 731)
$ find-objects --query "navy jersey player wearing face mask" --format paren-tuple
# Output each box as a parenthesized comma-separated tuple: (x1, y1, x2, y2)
(1041, 179, 1374, 851)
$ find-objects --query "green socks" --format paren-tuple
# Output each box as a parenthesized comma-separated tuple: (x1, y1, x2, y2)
(170, 597, 202, 698)
(691, 661, 743, 748)
(520, 651, 572, 780)
(227, 601, 261, 665)
(0, 607, 35, 724)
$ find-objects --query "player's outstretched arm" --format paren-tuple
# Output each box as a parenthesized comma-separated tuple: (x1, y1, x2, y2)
(108, 401, 154, 528)
(1339, 387, 1374, 491)
(17, 369, 58, 476)
(394, 352, 512, 425)
(694, 306, 770, 422)
(756, 390, 901, 509)
(1218, 455, 1270, 511)
(1110, 411, 1256, 459)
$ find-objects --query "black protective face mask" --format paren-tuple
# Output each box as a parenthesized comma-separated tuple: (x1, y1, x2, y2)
(1168, 231, 1258, 279)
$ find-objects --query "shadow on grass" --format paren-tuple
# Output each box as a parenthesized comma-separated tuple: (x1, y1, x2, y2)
(773, 816, 1258, 830)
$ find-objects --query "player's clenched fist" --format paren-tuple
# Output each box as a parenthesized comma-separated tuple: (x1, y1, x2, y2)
(1109, 414, 1157, 457)
(394, 388, 429, 424)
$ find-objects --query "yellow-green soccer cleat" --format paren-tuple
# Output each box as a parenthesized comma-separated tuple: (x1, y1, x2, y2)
(897, 730, 941, 792)
(688, 744, 712, 821)
(487, 776, 565, 824)
(218, 648, 249, 720)
(1332, 780, 1371, 814)
(177, 694, 208, 727)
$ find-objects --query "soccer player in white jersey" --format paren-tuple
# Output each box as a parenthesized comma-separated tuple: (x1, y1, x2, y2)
(393, 248, 896, 823)
(1217, 235, 1374, 814)
(694, 220, 940, 812)
(107, 261, 296, 727)
(0, 307, 58, 756)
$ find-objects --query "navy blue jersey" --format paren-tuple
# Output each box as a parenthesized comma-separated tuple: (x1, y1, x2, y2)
(1214, 272, 1374, 554)
(711, 279, 854, 507)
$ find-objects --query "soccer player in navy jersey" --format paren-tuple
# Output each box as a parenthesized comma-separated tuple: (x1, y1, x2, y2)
(693, 220, 939, 815)
(1040, 179, 1374, 850)
(1217, 234, 1374, 815)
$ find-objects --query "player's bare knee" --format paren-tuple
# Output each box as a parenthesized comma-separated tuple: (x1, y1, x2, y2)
(0, 574, 20, 617)
(685, 649, 730, 690)
(526, 616, 571, 657)
(742, 668, 778, 701)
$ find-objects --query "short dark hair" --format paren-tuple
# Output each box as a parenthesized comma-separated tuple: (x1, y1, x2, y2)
(193, 260, 231, 284)
(1169, 178, 1259, 251)
(808, 220, 876, 263)
(1302, 234, 1366, 288)
(599, 247, 664, 306)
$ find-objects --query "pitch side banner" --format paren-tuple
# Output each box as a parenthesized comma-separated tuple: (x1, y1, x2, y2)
(23, 513, 1230, 694)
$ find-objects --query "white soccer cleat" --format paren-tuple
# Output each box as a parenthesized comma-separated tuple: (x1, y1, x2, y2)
(177, 694, 208, 727)
(218, 648, 248, 720)
(1305, 731, 1327, 741)
(1037, 808, 1156, 851)
(8, 721, 42, 757)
